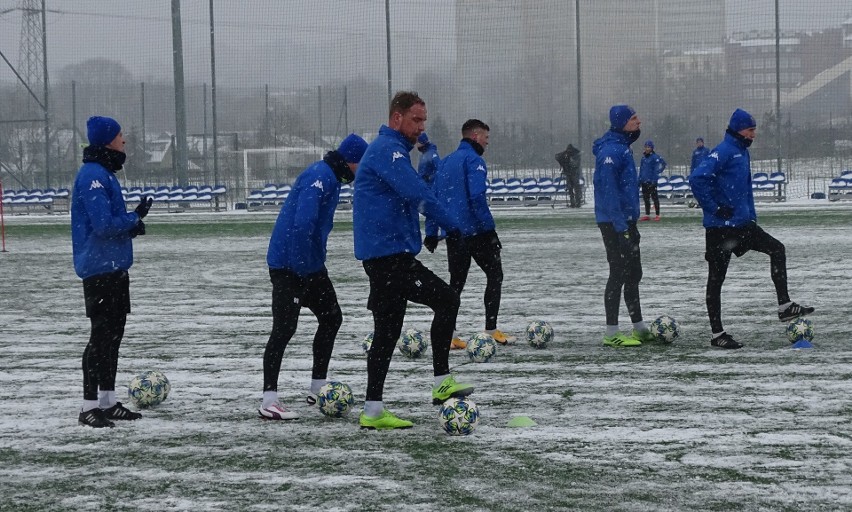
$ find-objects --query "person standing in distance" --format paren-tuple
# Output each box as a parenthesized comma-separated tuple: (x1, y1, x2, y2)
(427, 119, 512, 348)
(690, 108, 814, 349)
(638, 140, 667, 221)
(353, 91, 473, 430)
(555, 143, 583, 208)
(690, 137, 710, 175)
(593, 105, 656, 347)
(259, 134, 368, 420)
(72, 116, 152, 428)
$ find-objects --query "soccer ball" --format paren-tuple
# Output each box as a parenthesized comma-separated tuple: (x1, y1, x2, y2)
(786, 318, 814, 343)
(466, 333, 497, 363)
(438, 397, 480, 436)
(526, 320, 554, 348)
(397, 328, 428, 359)
(316, 381, 355, 418)
(361, 332, 373, 354)
(649, 315, 680, 344)
(127, 370, 171, 408)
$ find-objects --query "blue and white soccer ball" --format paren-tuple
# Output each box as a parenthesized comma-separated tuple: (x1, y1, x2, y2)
(649, 315, 680, 344)
(128, 370, 171, 408)
(526, 320, 554, 348)
(438, 397, 480, 436)
(397, 328, 428, 359)
(466, 333, 497, 363)
(317, 381, 355, 418)
(786, 317, 814, 343)
(361, 332, 374, 354)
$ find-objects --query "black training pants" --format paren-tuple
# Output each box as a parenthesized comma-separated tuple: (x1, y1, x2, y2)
(82, 271, 130, 400)
(263, 268, 343, 392)
(704, 224, 788, 333)
(362, 254, 460, 402)
(598, 222, 644, 326)
(446, 231, 503, 331)
(641, 182, 659, 216)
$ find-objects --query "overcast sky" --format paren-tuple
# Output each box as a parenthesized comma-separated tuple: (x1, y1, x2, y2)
(0, 0, 849, 87)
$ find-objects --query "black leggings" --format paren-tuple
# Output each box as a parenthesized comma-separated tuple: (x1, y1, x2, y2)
(599, 222, 644, 326)
(641, 182, 659, 216)
(82, 314, 126, 400)
(263, 269, 343, 392)
(363, 254, 460, 402)
(705, 225, 788, 333)
(446, 232, 503, 331)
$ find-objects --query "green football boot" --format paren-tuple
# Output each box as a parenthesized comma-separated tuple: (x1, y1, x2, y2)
(432, 375, 474, 405)
(632, 329, 657, 344)
(359, 410, 413, 430)
(602, 333, 642, 347)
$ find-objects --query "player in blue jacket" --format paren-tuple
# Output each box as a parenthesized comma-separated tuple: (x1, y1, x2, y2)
(415, 132, 440, 186)
(638, 140, 667, 221)
(427, 119, 512, 349)
(593, 105, 656, 348)
(353, 91, 473, 430)
(259, 133, 368, 420)
(72, 116, 152, 428)
(690, 137, 710, 175)
(690, 109, 814, 349)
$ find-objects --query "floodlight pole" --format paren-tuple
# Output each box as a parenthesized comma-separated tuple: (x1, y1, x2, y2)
(774, 0, 782, 174)
(209, 0, 220, 210)
(385, 0, 392, 103)
(574, 0, 582, 155)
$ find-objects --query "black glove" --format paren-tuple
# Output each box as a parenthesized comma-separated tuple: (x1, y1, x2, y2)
(716, 205, 734, 220)
(423, 235, 440, 253)
(129, 220, 146, 238)
(617, 230, 633, 254)
(135, 196, 153, 219)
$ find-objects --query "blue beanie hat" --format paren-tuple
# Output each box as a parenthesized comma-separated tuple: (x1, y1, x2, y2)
(417, 132, 430, 145)
(337, 133, 368, 163)
(644, 140, 654, 149)
(609, 104, 636, 130)
(728, 108, 756, 132)
(86, 116, 121, 146)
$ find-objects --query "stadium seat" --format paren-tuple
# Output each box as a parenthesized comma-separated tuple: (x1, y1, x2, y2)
(752, 172, 769, 183)
(247, 190, 264, 200)
(262, 184, 278, 193)
(212, 185, 227, 195)
(840, 170, 852, 181)
(769, 172, 786, 183)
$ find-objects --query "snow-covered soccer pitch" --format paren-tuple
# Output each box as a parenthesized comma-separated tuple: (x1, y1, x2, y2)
(1, 205, 850, 511)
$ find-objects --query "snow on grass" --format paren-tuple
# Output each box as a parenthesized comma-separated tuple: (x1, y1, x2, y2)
(0, 205, 851, 510)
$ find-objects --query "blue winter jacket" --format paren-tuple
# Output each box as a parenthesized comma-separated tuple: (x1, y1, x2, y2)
(353, 125, 460, 261)
(690, 146, 710, 174)
(417, 143, 440, 186)
(428, 140, 495, 238)
(689, 132, 757, 228)
(638, 152, 667, 184)
(71, 163, 141, 279)
(267, 159, 340, 275)
(593, 129, 640, 233)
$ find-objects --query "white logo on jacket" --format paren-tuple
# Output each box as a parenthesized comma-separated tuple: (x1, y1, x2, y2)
(476, 165, 485, 171)
(392, 151, 404, 162)
(89, 180, 104, 190)
(603, 157, 614, 165)
(311, 179, 324, 191)
(710, 152, 720, 160)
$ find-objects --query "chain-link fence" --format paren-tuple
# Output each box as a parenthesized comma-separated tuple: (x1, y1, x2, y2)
(1, 0, 850, 207)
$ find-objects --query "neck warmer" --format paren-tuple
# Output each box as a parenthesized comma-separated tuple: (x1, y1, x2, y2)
(726, 127, 753, 148)
(462, 138, 485, 156)
(83, 145, 126, 172)
(323, 150, 354, 184)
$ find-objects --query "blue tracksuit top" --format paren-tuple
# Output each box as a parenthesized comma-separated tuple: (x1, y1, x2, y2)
(690, 146, 710, 174)
(429, 140, 495, 237)
(71, 162, 141, 279)
(689, 132, 757, 229)
(593, 129, 640, 233)
(417, 143, 440, 186)
(638, 152, 667, 184)
(353, 125, 460, 261)
(267, 159, 340, 275)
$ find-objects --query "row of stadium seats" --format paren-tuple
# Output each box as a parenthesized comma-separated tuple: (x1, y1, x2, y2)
(828, 171, 852, 201)
(122, 185, 227, 204)
(2, 185, 227, 214)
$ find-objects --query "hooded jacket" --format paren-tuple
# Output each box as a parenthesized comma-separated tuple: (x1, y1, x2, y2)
(592, 129, 640, 233)
(428, 139, 495, 238)
(353, 125, 460, 261)
(417, 142, 440, 186)
(689, 131, 757, 228)
(266, 156, 342, 275)
(71, 161, 140, 279)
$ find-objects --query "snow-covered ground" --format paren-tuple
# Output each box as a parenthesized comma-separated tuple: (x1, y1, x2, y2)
(0, 204, 850, 511)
